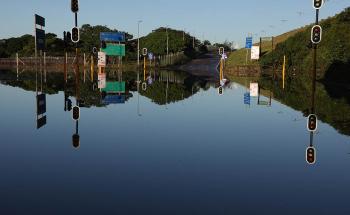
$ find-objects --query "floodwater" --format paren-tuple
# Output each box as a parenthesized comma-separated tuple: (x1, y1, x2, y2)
(0, 69, 350, 215)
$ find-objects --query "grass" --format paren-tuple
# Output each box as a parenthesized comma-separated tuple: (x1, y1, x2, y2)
(227, 27, 307, 67)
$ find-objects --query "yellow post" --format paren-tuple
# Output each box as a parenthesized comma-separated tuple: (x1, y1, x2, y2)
(144, 56, 146, 81)
(220, 58, 223, 81)
(282, 55, 286, 89)
(90, 55, 94, 81)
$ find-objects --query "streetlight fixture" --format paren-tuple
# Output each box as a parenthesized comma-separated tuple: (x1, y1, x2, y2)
(137, 20, 142, 67)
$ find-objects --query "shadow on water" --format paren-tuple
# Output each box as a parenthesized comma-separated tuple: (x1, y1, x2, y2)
(322, 60, 350, 103)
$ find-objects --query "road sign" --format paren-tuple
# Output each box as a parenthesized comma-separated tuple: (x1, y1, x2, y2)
(102, 82, 126, 93)
(311, 25, 322, 44)
(98, 73, 106, 89)
(251, 46, 260, 60)
(37, 115, 47, 129)
(101, 44, 126, 56)
(35, 28, 46, 50)
(98, 52, 106, 67)
(35, 14, 45, 27)
(37, 94, 46, 115)
(100, 32, 125, 43)
(244, 92, 251, 105)
(245, 37, 253, 49)
(102, 95, 126, 105)
(250, 83, 259, 97)
(222, 53, 227, 60)
(148, 52, 154, 60)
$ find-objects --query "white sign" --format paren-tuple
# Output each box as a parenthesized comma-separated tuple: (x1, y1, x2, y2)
(98, 52, 106, 67)
(98, 73, 106, 89)
(250, 83, 259, 97)
(251, 46, 260, 60)
(222, 53, 228, 60)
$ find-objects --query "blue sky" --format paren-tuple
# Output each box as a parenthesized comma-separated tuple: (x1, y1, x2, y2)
(0, 0, 348, 47)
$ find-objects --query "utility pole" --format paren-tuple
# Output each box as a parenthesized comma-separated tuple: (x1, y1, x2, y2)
(166, 26, 169, 55)
(137, 20, 142, 68)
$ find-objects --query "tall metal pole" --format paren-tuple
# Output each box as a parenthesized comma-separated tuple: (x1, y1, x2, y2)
(166, 26, 169, 55)
(137, 20, 142, 68)
(311, 9, 319, 113)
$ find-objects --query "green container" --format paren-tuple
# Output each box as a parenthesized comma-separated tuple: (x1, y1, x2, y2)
(102, 82, 126, 93)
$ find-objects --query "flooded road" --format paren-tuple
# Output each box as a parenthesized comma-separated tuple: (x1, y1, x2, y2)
(0, 69, 349, 215)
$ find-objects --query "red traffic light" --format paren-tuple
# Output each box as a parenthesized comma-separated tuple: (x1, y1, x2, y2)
(72, 106, 80, 121)
(307, 114, 318, 132)
(306, 147, 316, 164)
(313, 0, 323, 9)
(71, 0, 79, 13)
(311, 25, 322, 44)
(71, 27, 80, 43)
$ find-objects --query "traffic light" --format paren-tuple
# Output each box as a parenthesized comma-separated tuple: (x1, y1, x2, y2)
(311, 25, 322, 44)
(143, 48, 148, 56)
(66, 31, 71, 44)
(72, 134, 80, 148)
(313, 0, 323, 9)
(218, 86, 223, 95)
(63, 31, 67, 47)
(71, 0, 79, 13)
(219, 47, 224, 56)
(307, 114, 318, 132)
(72, 106, 80, 121)
(101, 41, 106, 49)
(306, 147, 316, 164)
(71, 27, 80, 43)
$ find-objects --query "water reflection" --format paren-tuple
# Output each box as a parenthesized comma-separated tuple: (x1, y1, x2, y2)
(35, 66, 47, 129)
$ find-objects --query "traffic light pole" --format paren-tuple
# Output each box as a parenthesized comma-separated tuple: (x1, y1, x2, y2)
(311, 9, 319, 113)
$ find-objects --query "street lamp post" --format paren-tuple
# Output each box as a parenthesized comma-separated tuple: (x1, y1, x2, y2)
(166, 26, 169, 55)
(137, 20, 142, 68)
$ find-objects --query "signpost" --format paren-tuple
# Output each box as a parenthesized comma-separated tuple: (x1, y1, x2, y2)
(251, 46, 260, 60)
(245, 36, 253, 65)
(244, 92, 251, 105)
(245, 37, 253, 49)
(250, 83, 259, 97)
(98, 73, 106, 89)
(35, 29, 46, 51)
(36, 93, 47, 129)
(102, 82, 126, 93)
(98, 52, 106, 67)
(100, 32, 125, 43)
(101, 44, 126, 56)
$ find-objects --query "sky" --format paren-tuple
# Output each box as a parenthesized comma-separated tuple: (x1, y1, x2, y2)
(0, 0, 349, 47)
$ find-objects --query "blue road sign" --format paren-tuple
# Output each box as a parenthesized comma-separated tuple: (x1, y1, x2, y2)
(148, 52, 153, 60)
(102, 95, 126, 105)
(245, 37, 253, 49)
(100, 32, 125, 42)
(244, 92, 251, 105)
